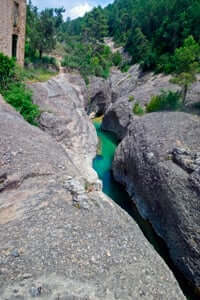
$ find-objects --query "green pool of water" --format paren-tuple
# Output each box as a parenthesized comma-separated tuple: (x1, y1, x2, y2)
(92, 120, 198, 300)
(93, 120, 121, 200)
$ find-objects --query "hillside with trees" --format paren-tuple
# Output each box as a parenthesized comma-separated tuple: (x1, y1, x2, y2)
(25, 0, 200, 80)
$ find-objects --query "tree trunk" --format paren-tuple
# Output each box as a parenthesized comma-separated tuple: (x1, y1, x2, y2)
(39, 50, 42, 59)
(182, 85, 188, 105)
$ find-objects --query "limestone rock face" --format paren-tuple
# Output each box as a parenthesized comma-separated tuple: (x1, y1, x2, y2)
(113, 111, 200, 287)
(0, 83, 185, 299)
(130, 73, 180, 106)
(110, 65, 142, 101)
(102, 96, 134, 140)
(101, 65, 141, 139)
(87, 76, 112, 116)
(103, 68, 200, 141)
(30, 73, 98, 183)
(103, 69, 181, 139)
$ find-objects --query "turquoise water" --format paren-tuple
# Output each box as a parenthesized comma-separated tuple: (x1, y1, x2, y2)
(92, 120, 198, 300)
(93, 120, 169, 242)
(93, 120, 121, 200)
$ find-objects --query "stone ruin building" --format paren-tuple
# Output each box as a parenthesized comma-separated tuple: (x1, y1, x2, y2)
(0, 0, 26, 65)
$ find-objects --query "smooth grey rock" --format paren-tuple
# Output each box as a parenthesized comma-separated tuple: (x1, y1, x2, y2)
(29, 74, 98, 183)
(87, 76, 112, 115)
(0, 93, 185, 299)
(102, 96, 135, 140)
(113, 111, 200, 288)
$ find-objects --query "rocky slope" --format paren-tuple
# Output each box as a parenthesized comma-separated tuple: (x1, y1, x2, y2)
(102, 67, 200, 140)
(0, 73, 185, 299)
(113, 112, 200, 288)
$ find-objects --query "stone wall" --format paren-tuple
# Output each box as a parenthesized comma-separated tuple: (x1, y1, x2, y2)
(0, 0, 26, 65)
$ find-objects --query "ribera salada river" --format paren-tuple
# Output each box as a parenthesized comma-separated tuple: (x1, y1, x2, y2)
(93, 119, 198, 300)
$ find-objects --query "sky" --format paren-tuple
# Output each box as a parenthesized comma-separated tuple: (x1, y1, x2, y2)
(31, 0, 114, 20)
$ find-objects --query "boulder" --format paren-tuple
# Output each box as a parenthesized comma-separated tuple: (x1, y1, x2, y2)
(29, 73, 98, 183)
(87, 76, 112, 115)
(113, 111, 200, 288)
(102, 65, 142, 140)
(102, 96, 134, 140)
(0, 96, 185, 299)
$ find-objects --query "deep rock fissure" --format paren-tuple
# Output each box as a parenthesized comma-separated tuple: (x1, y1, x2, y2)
(92, 120, 199, 300)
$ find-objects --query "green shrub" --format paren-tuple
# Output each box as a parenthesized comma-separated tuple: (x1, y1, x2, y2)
(146, 91, 181, 113)
(2, 83, 40, 125)
(112, 51, 122, 66)
(133, 102, 145, 116)
(120, 63, 130, 72)
(155, 54, 175, 74)
(0, 53, 40, 125)
(129, 95, 134, 102)
(0, 53, 16, 90)
(25, 55, 59, 70)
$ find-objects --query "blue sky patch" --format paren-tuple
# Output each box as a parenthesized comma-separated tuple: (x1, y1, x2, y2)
(31, 0, 114, 19)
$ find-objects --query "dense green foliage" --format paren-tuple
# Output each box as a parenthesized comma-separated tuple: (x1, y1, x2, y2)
(61, 42, 113, 82)
(65, 0, 200, 72)
(26, 0, 200, 81)
(146, 91, 182, 113)
(170, 36, 200, 103)
(26, 1, 65, 58)
(25, 55, 58, 68)
(0, 53, 16, 89)
(2, 83, 40, 125)
(0, 53, 40, 125)
(112, 51, 122, 66)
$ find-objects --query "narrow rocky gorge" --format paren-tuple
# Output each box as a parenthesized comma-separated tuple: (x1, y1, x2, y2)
(0, 72, 186, 299)
(94, 65, 200, 291)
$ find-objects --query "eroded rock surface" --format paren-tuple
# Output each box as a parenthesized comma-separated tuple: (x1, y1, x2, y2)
(102, 97, 134, 140)
(110, 65, 142, 101)
(0, 83, 185, 299)
(113, 111, 200, 288)
(102, 68, 200, 140)
(30, 73, 98, 183)
(87, 76, 112, 116)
